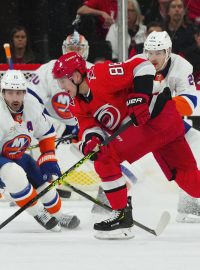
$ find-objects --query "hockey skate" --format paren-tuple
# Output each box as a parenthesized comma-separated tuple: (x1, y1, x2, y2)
(176, 191, 200, 223)
(34, 208, 61, 231)
(58, 213, 80, 229)
(94, 196, 134, 240)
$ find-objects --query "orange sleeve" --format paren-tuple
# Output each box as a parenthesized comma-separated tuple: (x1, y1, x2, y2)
(173, 96, 193, 116)
(39, 136, 56, 153)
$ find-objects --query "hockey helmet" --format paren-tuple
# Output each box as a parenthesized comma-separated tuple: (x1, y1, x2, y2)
(62, 31, 89, 60)
(1, 69, 27, 92)
(144, 31, 172, 51)
(52, 51, 87, 79)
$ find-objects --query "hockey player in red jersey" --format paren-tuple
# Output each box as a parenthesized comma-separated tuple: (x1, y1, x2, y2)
(53, 51, 200, 239)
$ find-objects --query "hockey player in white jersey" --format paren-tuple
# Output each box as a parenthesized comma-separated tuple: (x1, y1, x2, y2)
(143, 31, 200, 223)
(0, 69, 80, 231)
(28, 30, 93, 138)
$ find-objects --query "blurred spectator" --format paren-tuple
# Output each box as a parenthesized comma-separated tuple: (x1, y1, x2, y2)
(144, 0, 171, 25)
(129, 21, 165, 58)
(77, 0, 117, 40)
(137, 0, 152, 17)
(184, 25, 200, 90)
(147, 21, 165, 35)
(88, 40, 113, 63)
(184, 0, 200, 25)
(10, 25, 42, 63)
(106, 0, 146, 61)
(165, 0, 195, 54)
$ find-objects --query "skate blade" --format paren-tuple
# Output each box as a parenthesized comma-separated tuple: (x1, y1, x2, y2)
(176, 213, 200, 223)
(94, 228, 134, 240)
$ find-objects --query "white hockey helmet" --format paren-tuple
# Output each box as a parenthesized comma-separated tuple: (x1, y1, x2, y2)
(62, 30, 89, 60)
(144, 31, 172, 70)
(144, 31, 172, 51)
(1, 69, 27, 92)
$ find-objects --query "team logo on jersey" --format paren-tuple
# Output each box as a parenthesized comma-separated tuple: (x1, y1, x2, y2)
(94, 104, 120, 130)
(87, 67, 96, 81)
(2, 134, 31, 160)
(52, 92, 74, 119)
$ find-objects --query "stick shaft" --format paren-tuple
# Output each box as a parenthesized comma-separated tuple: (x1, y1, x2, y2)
(0, 120, 132, 229)
(3, 43, 13, 69)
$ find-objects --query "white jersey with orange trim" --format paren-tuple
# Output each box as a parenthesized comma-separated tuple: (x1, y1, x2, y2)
(27, 60, 93, 126)
(0, 94, 55, 160)
(138, 53, 197, 116)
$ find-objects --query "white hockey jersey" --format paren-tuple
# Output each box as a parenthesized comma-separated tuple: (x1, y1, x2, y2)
(27, 60, 93, 126)
(138, 53, 197, 115)
(0, 94, 55, 160)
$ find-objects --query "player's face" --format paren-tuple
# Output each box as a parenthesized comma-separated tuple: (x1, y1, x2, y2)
(3, 90, 25, 112)
(145, 50, 166, 71)
(57, 77, 77, 98)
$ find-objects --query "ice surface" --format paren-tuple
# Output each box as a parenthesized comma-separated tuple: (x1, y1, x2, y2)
(0, 150, 200, 270)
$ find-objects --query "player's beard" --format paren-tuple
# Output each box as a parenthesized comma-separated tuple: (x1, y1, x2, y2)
(7, 101, 23, 113)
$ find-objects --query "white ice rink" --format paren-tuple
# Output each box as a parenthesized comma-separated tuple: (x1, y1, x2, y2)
(0, 149, 200, 270)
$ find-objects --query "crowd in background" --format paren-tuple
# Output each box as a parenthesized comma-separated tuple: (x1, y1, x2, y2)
(0, 0, 199, 87)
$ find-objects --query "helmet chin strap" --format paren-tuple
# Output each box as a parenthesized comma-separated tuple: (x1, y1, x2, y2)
(156, 48, 171, 72)
(2, 95, 24, 114)
(6, 102, 24, 114)
(72, 74, 85, 97)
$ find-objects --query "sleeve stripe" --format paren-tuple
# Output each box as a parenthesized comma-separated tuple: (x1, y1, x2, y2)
(28, 88, 44, 105)
(133, 61, 156, 78)
(82, 127, 106, 142)
(180, 94, 197, 108)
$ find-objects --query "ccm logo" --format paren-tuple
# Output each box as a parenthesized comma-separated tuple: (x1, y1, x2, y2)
(127, 98, 143, 106)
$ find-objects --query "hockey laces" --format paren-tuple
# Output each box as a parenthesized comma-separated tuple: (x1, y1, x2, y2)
(37, 209, 51, 224)
(103, 210, 122, 223)
(59, 213, 73, 225)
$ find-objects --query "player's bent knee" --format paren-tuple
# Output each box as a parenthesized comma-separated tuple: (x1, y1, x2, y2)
(0, 162, 29, 193)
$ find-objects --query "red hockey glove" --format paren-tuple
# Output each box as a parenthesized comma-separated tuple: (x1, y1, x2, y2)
(126, 93, 150, 126)
(81, 135, 105, 161)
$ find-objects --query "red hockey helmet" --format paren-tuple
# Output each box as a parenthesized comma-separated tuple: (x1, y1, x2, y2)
(52, 51, 87, 79)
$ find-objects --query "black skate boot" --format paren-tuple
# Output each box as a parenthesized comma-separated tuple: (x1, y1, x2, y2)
(94, 196, 134, 239)
(34, 208, 61, 231)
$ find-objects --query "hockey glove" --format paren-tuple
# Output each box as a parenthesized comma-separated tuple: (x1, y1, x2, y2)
(126, 93, 150, 126)
(37, 151, 62, 181)
(56, 124, 79, 148)
(81, 135, 106, 161)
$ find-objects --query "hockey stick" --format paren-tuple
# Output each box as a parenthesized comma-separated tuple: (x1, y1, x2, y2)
(3, 43, 13, 69)
(69, 143, 138, 183)
(0, 119, 170, 235)
(62, 181, 170, 236)
(27, 134, 77, 150)
(0, 120, 133, 230)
